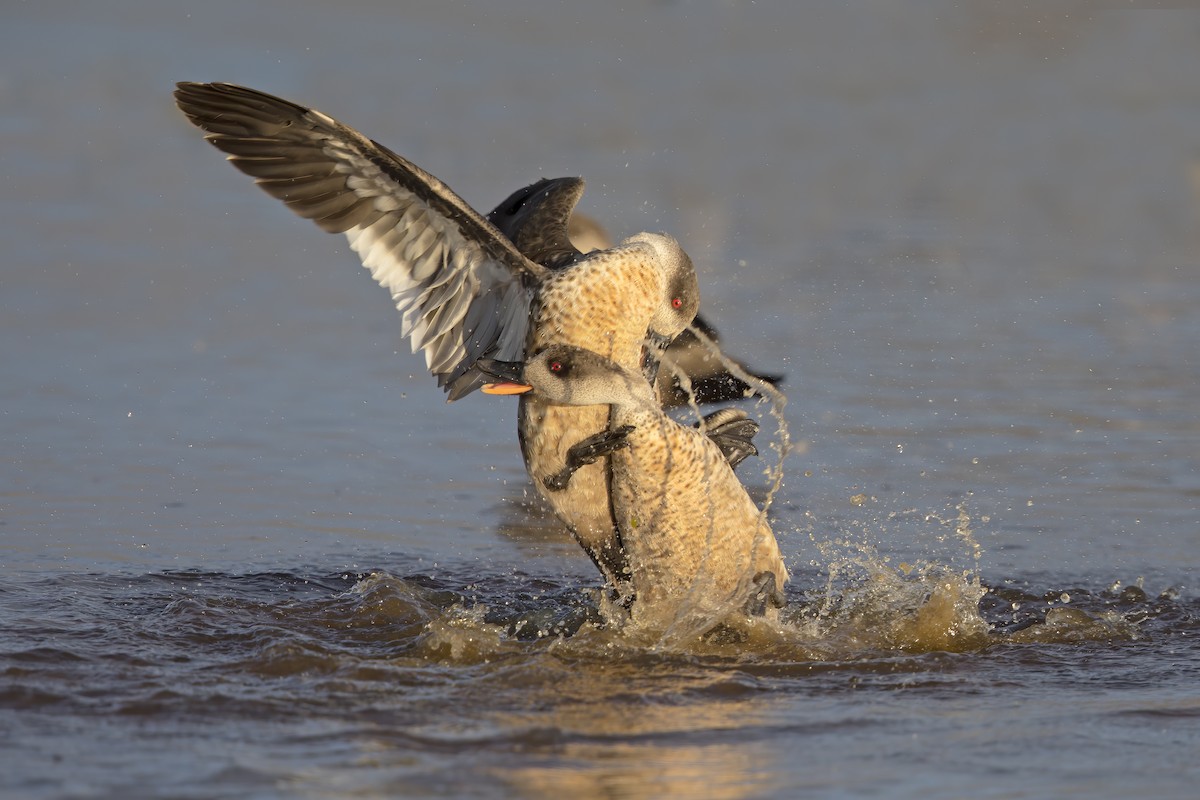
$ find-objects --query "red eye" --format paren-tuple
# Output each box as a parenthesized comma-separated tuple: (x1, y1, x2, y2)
(671, 297, 683, 309)
(549, 361, 563, 373)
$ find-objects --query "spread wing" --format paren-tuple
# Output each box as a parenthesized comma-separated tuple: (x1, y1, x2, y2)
(486, 177, 585, 269)
(174, 81, 549, 400)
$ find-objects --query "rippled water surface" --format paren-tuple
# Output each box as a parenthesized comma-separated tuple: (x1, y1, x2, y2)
(4, 2, 1199, 798)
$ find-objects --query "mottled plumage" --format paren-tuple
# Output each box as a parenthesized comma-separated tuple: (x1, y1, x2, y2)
(483, 177, 778, 585)
(483, 346, 789, 639)
(518, 234, 698, 584)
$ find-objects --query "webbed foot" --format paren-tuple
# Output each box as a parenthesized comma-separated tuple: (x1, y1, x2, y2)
(698, 408, 760, 470)
(543, 425, 636, 492)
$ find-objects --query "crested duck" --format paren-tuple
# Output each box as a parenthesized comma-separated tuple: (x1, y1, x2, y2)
(482, 345, 789, 638)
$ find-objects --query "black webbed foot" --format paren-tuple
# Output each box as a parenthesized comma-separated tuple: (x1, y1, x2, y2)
(743, 571, 787, 617)
(543, 425, 636, 492)
(697, 408, 760, 470)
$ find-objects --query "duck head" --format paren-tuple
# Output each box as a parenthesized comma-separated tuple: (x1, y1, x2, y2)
(622, 233, 701, 385)
(480, 345, 658, 410)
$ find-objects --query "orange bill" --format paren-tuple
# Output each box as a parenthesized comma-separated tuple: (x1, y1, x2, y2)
(481, 382, 533, 395)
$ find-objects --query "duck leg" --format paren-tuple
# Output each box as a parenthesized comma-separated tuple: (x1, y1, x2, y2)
(543, 425, 636, 492)
(546, 409, 757, 492)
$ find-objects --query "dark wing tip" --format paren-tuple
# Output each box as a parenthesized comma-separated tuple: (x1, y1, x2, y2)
(174, 83, 322, 147)
(487, 177, 584, 224)
(663, 370, 785, 407)
(442, 367, 491, 402)
(486, 176, 586, 268)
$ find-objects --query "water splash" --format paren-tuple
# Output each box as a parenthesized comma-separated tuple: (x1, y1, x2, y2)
(642, 322, 793, 647)
(665, 321, 791, 520)
(596, 331, 1007, 653)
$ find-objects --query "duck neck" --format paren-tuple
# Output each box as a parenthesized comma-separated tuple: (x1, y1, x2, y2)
(609, 383, 661, 428)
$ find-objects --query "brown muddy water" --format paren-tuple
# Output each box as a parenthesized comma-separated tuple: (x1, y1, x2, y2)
(3, 3, 1199, 798)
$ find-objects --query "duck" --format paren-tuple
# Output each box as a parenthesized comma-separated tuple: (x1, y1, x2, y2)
(485, 176, 784, 408)
(173, 82, 759, 586)
(480, 345, 789, 640)
(481, 178, 772, 587)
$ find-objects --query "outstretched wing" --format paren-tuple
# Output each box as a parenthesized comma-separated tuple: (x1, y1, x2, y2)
(486, 177, 585, 269)
(174, 81, 549, 399)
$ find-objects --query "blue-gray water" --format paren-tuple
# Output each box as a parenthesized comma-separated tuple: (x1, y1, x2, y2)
(3, 3, 1199, 798)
